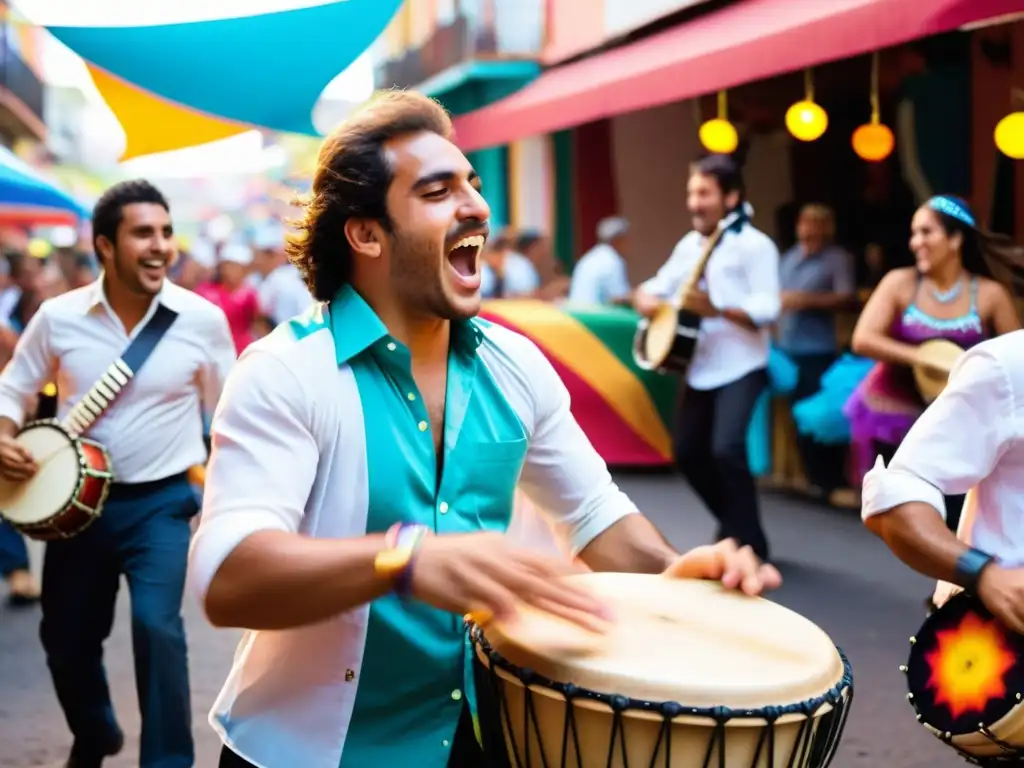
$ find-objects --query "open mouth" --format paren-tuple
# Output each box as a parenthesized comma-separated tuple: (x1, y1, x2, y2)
(446, 234, 486, 281)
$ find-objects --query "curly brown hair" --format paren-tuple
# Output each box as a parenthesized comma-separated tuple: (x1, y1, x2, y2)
(286, 90, 453, 301)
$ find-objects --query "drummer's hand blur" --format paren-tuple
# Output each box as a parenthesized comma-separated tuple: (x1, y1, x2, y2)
(681, 289, 719, 318)
(0, 436, 36, 481)
(977, 565, 1024, 634)
(663, 539, 782, 596)
(632, 290, 663, 318)
(410, 532, 611, 633)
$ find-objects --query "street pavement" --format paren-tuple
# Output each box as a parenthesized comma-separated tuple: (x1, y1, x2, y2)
(1, 472, 964, 768)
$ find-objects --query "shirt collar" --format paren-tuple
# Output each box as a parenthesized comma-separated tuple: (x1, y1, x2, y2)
(328, 283, 484, 366)
(84, 273, 170, 315)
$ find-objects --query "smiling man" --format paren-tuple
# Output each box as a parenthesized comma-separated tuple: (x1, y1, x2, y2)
(191, 91, 780, 768)
(0, 180, 235, 768)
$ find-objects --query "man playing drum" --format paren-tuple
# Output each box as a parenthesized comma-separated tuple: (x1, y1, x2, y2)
(190, 91, 781, 768)
(0, 181, 235, 768)
(862, 329, 1024, 628)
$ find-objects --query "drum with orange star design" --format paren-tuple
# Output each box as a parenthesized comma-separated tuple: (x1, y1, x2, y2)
(904, 590, 1024, 763)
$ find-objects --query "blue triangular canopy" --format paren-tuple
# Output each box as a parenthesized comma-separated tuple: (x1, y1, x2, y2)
(0, 146, 88, 218)
(47, 0, 402, 136)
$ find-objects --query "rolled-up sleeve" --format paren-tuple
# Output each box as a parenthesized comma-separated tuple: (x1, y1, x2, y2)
(0, 305, 54, 426)
(188, 349, 319, 602)
(517, 345, 638, 554)
(197, 309, 237, 424)
(738, 238, 781, 326)
(862, 345, 1016, 522)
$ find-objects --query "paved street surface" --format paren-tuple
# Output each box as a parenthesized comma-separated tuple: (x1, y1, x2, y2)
(1, 473, 962, 767)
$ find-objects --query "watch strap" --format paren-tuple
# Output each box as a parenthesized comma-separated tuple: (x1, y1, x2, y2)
(955, 547, 994, 591)
(383, 522, 429, 598)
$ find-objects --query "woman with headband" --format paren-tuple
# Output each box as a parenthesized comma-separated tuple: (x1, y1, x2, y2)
(846, 195, 1021, 533)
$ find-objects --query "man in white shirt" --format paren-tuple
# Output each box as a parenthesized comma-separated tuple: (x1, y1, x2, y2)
(569, 216, 632, 304)
(190, 90, 780, 768)
(862, 331, 1024, 630)
(0, 180, 236, 768)
(633, 155, 781, 562)
(250, 223, 313, 327)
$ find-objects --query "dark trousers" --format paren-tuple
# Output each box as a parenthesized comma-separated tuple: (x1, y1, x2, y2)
(790, 352, 848, 493)
(0, 518, 29, 576)
(40, 473, 198, 767)
(873, 441, 964, 533)
(675, 368, 770, 561)
(218, 704, 485, 767)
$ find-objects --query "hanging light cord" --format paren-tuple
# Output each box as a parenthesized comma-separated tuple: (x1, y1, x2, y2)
(804, 69, 815, 102)
(870, 52, 881, 123)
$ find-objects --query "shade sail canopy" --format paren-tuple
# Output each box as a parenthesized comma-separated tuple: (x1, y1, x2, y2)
(453, 0, 1022, 152)
(0, 147, 88, 226)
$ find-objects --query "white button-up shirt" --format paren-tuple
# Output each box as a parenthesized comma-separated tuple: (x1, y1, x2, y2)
(0, 279, 236, 483)
(569, 243, 631, 304)
(188, 306, 638, 768)
(862, 331, 1024, 567)
(640, 222, 781, 390)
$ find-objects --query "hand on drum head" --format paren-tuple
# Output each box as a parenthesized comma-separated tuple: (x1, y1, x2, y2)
(411, 533, 612, 634)
(977, 565, 1024, 635)
(0, 435, 37, 481)
(663, 539, 782, 596)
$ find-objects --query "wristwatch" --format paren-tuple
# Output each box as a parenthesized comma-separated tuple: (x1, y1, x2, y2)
(374, 523, 430, 598)
(955, 547, 995, 591)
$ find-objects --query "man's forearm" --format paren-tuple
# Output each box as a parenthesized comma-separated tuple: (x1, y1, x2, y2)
(721, 307, 760, 332)
(865, 502, 971, 584)
(578, 514, 677, 573)
(0, 416, 19, 438)
(203, 530, 394, 630)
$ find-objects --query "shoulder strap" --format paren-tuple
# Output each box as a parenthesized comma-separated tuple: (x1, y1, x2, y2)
(62, 304, 180, 437)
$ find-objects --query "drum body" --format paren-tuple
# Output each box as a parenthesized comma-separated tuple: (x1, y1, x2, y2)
(471, 574, 853, 767)
(905, 590, 1024, 763)
(0, 420, 113, 540)
(632, 306, 701, 376)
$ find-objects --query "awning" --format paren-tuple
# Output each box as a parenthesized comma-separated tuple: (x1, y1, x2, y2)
(0, 147, 89, 226)
(452, 0, 1021, 152)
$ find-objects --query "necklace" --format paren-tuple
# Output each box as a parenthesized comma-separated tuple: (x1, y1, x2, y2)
(929, 277, 964, 304)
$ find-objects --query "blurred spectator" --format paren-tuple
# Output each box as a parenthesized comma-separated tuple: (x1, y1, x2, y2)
(481, 230, 540, 299)
(251, 224, 313, 327)
(195, 243, 258, 354)
(517, 229, 570, 300)
(569, 216, 632, 305)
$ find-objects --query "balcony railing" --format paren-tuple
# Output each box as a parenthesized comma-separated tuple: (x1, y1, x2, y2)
(376, 0, 545, 90)
(0, 34, 44, 126)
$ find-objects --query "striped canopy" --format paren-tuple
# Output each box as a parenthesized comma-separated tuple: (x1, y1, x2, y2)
(0, 146, 89, 226)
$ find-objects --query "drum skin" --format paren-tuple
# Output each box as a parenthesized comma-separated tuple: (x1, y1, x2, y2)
(0, 421, 112, 540)
(472, 573, 851, 767)
(905, 590, 1024, 760)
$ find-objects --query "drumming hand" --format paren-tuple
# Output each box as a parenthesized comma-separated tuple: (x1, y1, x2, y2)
(411, 533, 611, 633)
(663, 539, 782, 596)
(0, 436, 37, 481)
(681, 289, 719, 318)
(977, 565, 1024, 634)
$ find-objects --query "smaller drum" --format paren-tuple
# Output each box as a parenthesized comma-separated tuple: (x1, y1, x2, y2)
(470, 573, 853, 768)
(0, 420, 113, 540)
(904, 590, 1024, 763)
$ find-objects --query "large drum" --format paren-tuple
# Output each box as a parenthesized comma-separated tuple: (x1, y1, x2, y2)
(904, 589, 1024, 763)
(0, 420, 113, 540)
(470, 573, 853, 767)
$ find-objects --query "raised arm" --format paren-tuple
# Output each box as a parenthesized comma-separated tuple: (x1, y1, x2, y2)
(851, 269, 919, 366)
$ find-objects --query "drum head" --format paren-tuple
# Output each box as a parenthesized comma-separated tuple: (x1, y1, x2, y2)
(482, 573, 844, 709)
(0, 423, 79, 526)
(643, 306, 677, 363)
(906, 590, 1024, 736)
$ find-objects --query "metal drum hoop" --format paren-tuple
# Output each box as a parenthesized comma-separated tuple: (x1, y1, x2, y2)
(469, 622, 854, 768)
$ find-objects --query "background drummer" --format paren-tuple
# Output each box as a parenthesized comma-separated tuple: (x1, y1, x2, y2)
(0, 180, 235, 768)
(190, 91, 781, 768)
(632, 154, 781, 563)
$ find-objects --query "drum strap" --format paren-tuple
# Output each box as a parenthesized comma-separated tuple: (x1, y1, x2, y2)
(62, 304, 180, 437)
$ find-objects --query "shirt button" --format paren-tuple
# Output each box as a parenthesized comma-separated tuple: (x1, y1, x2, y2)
(418, 421, 428, 432)
(442, 739, 450, 748)
(451, 689, 462, 701)
(386, 342, 397, 351)
(407, 392, 416, 401)
(439, 501, 449, 514)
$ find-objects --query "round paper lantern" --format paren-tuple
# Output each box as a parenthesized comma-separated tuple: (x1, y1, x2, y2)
(785, 100, 828, 142)
(699, 118, 738, 154)
(852, 122, 895, 162)
(995, 112, 1024, 159)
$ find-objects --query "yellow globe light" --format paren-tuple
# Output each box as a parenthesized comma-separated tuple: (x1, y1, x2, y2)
(852, 122, 895, 162)
(27, 238, 51, 259)
(785, 100, 828, 142)
(699, 118, 738, 154)
(995, 112, 1024, 159)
